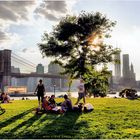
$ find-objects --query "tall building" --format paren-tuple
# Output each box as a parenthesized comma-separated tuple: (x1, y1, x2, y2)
(122, 54, 130, 79)
(36, 64, 44, 74)
(48, 63, 64, 89)
(11, 66, 20, 73)
(113, 53, 137, 89)
(130, 63, 136, 81)
(114, 53, 121, 83)
(48, 63, 63, 74)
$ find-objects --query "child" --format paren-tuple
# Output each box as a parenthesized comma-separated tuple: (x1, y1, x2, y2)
(48, 95, 56, 109)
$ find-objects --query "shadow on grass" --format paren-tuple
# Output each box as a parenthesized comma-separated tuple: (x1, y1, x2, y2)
(0, 108, 5, 115)
(127, 98, 140, 101)
(0, 109, 82, 139)
(26, 112, 82, 139)
(0, 108, 34, 129)
(0, 107, 96, 139)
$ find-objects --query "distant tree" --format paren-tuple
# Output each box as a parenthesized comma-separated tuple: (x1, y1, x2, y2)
(38, 11, 120, 93)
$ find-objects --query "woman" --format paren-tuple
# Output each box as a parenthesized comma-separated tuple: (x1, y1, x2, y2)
(61, 94, 72, 112)
(34, 79, 45, 106)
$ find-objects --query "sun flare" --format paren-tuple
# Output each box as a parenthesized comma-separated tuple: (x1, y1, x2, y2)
(87, 32, 103, 51)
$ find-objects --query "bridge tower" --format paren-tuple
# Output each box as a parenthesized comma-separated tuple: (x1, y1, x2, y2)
(0, 49, 11, 91)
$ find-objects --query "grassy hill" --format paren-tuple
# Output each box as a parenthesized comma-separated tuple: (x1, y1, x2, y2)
(1, 98, 140, 139)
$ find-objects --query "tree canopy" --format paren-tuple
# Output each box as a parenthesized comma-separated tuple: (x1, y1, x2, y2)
(38, 11, 120, 95)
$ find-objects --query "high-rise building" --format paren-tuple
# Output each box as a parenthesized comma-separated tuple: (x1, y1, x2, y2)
(48, 63, 63, 74)
(36, 64, 44, 74)
(113, 53, 137, 89)
(130, 63, 136, 81)
(48, 63, 64, 88)
(122, 54, 130, 79)
(11, 66, 20, 73)
(114, 53, 121, 83)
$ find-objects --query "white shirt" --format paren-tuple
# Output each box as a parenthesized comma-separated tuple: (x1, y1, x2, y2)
(77, 83, 85, 93)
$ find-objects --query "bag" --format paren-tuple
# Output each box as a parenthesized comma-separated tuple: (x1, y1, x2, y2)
(73, 103, 83, 112)
(84, 103, 94, 112)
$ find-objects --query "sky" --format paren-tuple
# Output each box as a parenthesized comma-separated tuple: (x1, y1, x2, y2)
(0, 0, 140, 80)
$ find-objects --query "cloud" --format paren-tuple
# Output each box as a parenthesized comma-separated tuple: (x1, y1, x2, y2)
(34, 1, 69, 21)
(46, 1, 67, 13)
(0, 31, 21, 50)
(0, 1, 36, 50)
(0, 31, 11, 41)
(0, 1, 36, 22)
(22, 48, 28, 53)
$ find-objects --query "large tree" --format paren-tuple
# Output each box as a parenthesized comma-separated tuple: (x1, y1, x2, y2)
(38, 11, 120, 94)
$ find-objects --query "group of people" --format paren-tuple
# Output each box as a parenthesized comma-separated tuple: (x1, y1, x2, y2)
(0, 92, 10, 103)
(34, 79, 86, 113)
(40, 94, 73, 113)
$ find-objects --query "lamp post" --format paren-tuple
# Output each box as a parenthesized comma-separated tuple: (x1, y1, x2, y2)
(53, 84, 56, 96)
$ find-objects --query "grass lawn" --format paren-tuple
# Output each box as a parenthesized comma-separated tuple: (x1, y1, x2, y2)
(1, 98, 140, 139)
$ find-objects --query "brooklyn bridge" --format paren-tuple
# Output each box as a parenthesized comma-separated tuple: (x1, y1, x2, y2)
(0, 49, 68, 92)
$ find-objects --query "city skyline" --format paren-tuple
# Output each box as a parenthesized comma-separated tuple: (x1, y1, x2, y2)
(0, 0, 140, 79)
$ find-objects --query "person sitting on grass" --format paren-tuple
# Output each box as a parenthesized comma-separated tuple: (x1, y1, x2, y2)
(41, 95, 61, 113)
(1, 92, 10, 103)
(0, 93, 2, 101)
(48, 95, 56, 109)
(61, 94, 72, 112)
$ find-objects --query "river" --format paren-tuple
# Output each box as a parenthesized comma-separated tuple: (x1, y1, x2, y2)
(10, 91, 140, 100)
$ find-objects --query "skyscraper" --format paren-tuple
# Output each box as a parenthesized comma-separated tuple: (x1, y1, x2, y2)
(123, 54, 130, 79)
(130, 63, 136, 81)
(114, 53, 121, 79)
(36, 64, 44, 74)
(48, 63, 63, 74)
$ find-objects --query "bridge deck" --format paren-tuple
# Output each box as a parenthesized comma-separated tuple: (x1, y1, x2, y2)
(11, 73, 66, 78)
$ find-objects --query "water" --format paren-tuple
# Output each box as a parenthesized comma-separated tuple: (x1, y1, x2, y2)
(10, 91, 140, 100)
(10, 92, 78, 100)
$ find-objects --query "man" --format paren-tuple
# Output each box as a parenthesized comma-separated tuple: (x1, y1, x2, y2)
(75, 79, 86, 105)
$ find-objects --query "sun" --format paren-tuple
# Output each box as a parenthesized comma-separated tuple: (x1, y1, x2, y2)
(87, 32, 103, 51)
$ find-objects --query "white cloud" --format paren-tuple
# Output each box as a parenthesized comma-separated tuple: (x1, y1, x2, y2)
(0, 1, 36, 22)
(34, 1, 68, 21)
(0, 31, 22, 50)
(34, 0, 80, 21)
(0, 1, 37, 49)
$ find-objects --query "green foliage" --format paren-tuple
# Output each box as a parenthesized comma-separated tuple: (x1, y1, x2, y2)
(1, 98, 140, 139)
(84, 66, 111, 97)
(38, 11, 120, 92)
